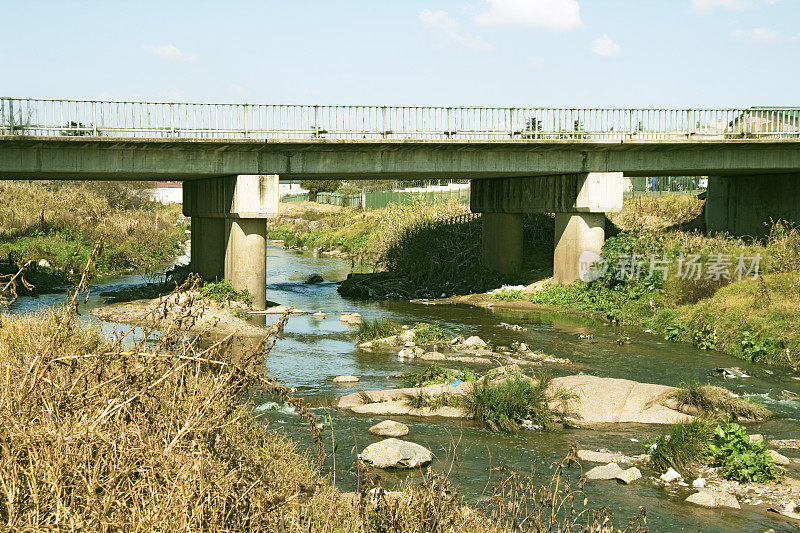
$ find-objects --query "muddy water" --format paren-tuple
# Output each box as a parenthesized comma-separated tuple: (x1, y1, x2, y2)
(9, 245, 800, 532)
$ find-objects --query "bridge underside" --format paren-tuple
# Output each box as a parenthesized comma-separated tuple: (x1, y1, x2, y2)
(2, 137, 800, 180)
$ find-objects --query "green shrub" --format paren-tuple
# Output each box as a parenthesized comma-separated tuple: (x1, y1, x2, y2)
(356, 318, 399, 342)
(647, 418, 715, 473)
(412, 322, 449, 346)
(462, 372, 572, 432)
(402, 364, 477, 388)
(710, 422, 779, 483)
(199, 280, 253, 306)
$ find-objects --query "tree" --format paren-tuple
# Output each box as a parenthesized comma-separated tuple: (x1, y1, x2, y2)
(300, 180, 341, 202)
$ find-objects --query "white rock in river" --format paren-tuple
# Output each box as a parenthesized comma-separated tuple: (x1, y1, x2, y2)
(340, 313, 362, 325)
(369, 420, 409, 437)
(585, 462, 625, 480)
(692, 477, 706, 488)
(333, 375, 360, 384)
(660, 468, 682, 483)
(359, 438, 432, 469)
(685, 489, 740, 510)
(616, 467, 642, 484)
(768, 449, 791, 466)
(462, 336, 486, 348)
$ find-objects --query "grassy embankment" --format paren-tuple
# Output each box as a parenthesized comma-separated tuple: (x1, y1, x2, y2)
(0, 278, 644, 531)
(495, 195, 800, 370)
(0, 181, 187, 291)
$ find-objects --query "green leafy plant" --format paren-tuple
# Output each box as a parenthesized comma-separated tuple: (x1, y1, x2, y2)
(664, 322, 685, 341)
(709, 422, 779, 483)
(411, 322, 449, 346)
(493, 289, 524, 301)
(740, 331, 769, 362)
(199, 280, 253, 306)
(402, 364, 477, 388)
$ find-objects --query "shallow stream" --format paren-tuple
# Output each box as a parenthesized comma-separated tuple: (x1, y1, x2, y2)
(9, 245, 800, 532)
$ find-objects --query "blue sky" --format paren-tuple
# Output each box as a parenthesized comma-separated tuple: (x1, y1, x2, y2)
(2, 0, 798, 107)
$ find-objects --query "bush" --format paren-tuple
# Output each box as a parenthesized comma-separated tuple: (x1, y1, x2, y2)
(647, 418, 715, 473)
(462, 372, 572, 432)
(412, 322, 449, 346)
(402, 364, 477, 388)
(199, 279, 253, 306)
(710, 422, 779, 483)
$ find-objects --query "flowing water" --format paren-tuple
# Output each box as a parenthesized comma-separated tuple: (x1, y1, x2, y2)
(8, 245, 800, 532)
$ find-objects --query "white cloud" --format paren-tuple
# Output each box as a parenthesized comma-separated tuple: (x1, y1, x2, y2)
(475, 0, 582, 30)
(590, 34, 620, 56)
(419, 9, 495, 51)
(529, 56, 547, 68)
(732, 27, 782, 43)
(144, 44, 198, 62)
(690, 0, 751, 12)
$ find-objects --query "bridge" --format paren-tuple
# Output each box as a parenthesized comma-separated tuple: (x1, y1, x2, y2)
(2, 97, 799, 306)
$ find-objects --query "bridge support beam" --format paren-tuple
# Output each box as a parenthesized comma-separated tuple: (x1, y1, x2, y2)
(706, 173, 800, 237)
(183, 175, 279, 309)
(471, 173, 623, 282)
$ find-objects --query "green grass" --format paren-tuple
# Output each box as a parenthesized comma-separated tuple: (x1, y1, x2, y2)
(199, 280, 253, 306)
(462, 372, 573, 432)
(647, 418, 716, 474)
(670, 384, 771, 421)
(356, 317, 400, 342)
(402, 364, 478, 388)
(405, 389, 460, 409)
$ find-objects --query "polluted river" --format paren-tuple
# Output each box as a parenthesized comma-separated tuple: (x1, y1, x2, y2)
(9, 244, 800, 532)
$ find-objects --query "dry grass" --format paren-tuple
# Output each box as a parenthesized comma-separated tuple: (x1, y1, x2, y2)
(609, 195, 704, 232)
(670, 384, 771, 421)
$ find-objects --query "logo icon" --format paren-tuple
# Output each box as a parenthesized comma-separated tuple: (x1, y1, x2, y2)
(578, 250, 607, 282)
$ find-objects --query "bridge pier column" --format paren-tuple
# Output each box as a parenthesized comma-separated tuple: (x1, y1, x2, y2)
(183, 175, 279, 309)
(471, 173, 622, 283)
(481, 213, 523, 273)
(553, 213, 605, 284)
(706, 173, 800, 237)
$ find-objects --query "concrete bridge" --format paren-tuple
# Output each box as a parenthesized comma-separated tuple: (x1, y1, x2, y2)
(2, 97, 799, 307)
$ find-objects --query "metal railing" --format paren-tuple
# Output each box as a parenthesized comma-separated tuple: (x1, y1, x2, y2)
(1, 97, 799, 140)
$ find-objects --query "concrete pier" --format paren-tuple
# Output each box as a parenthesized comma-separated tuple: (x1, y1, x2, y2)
(553, 213, 605, 284)
(183, 175, 278, 308)
(225, 219, 267, 309)
(706, 173, 800, 237)
(481, 213, 523, 273)
(471, 173, 622, 283)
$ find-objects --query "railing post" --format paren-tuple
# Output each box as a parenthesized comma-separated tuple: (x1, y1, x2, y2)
(243, 103, 249, 138)
(313, 104, 319, 137)
(92, 101, 98, 136)
(170, 103, 175, 137)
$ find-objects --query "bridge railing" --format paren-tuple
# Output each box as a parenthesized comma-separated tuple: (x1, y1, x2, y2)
(1, 97, 798, 140)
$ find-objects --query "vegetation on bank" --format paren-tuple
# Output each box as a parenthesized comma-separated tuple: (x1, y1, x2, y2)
(670, 384, 771, 421)
(0, 181, 187, 290)
(356, 317, 400, 342)
(199, 279, 253, 306)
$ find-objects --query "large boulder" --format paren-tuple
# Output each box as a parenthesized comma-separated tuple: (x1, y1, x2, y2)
(552, 375, 690, 425)
(369, 420, 409, 437)
(359, 438, 432, 469)
(333, 375, 359, 385)
(585, 463, 625, 480)
(685, 489, 740, 510)
(462, 336, 487, 349)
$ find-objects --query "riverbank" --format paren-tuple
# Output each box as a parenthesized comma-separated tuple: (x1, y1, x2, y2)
(273, 196, 800, 371)
(0, 181, 187, 293)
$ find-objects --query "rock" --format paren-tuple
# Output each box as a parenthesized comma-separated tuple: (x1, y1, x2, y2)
(771, 439, 800, 449)
(660, 468, 683, 483)
(685, 489, 740, 510)
(714, 366, 750, 379)
(585, 462, 625, 481)
(768, 504, 800, 521)
(616, 336, 632, 345)
(692, 477, 706, 488)
(462, 336, 486, 349)
(518, 342, 528, 352)
(333, 375, 359, 385)
(369, 420, 409, 437)
(398, 347, 424, 360)
(419, 351, 446, 361)
(577, 450, 648, 465)
(37, 258, 51, 268)
(749, 434, 764, 443)
(312, 311, 327, 319)
(578, 333, 594, 340)
(768, 449, 792, 466)
(340, 313, 362, 326)
(616, 467, 642, 484)
(359, 438, 432, 469)
(780, 389, 800, 401)
(305, 273, 324, 284)
(450, 336, 464, 345)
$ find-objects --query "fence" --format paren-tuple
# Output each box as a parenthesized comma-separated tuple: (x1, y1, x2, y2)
(625, 176, 706, 197)
(2, 97, 799, 140)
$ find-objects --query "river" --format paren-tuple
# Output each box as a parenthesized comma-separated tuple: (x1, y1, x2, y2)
(8, 244, 800, 532)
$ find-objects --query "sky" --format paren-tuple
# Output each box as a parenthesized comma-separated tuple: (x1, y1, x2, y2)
(1, 0, 798, 107)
